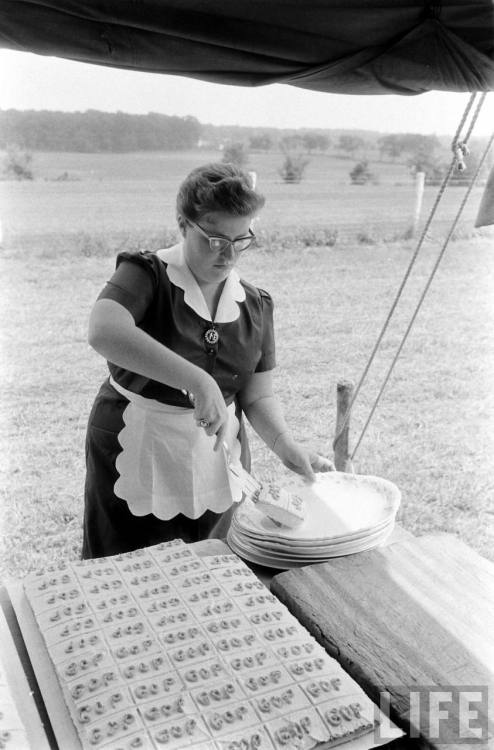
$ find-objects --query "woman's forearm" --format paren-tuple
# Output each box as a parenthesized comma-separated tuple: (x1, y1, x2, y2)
(239, 370, 296, 454)
(239, 372, 332, 479)
(242, 394, 293, 450)
(88, 299, 207, 393)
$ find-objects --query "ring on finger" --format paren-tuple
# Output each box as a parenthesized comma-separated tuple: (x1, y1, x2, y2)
(199, 419, 210, 428)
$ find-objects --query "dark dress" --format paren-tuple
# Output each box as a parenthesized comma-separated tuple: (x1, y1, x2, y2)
(82, 248, 276, 558)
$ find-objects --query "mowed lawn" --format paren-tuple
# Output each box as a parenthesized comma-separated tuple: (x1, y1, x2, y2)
(0, 150, 493, 579)
(1, 149, 486, 240)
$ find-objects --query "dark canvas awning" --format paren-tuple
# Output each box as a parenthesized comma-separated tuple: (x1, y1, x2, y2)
(1, 1, 494, 95)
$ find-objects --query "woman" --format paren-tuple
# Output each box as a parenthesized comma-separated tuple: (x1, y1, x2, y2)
(83, 163, 332, 558)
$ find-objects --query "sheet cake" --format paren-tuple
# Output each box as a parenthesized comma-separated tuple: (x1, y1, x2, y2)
(23, 539, 381, 750)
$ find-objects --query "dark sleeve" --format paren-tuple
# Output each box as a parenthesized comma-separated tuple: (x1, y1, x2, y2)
(255, 288, 276, 372)
(97, 251, 158, 323)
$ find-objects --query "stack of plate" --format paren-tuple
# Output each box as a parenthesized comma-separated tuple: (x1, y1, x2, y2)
(227, 471, 401, 569)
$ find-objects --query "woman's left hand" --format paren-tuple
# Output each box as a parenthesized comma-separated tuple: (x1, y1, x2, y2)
(273, 435, 334, 482)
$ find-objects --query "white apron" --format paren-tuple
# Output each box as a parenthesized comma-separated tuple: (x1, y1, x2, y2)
(110, 377, 243, 520)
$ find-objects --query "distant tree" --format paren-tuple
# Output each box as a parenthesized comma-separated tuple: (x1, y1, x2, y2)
(378, 132, 441, 167)
(2, 145, 33, 179)
(407, 135, 441, 178)
(0, 109, 201, 152)
(280, 134, 304, 152)
(401, 133, 440, 156)
(407, 151, 438, 178)
(350, 160, 374, 185)
(338, 134, 365, 157)
(249, 133, 272, 151)
(378, 134, 404, 162)
(318, 133, 331, 152)
(303, 133, 330, 153)
(222, 142, 249, 167)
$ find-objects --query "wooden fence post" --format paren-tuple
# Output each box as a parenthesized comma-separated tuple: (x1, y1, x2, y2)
(411, 171, 425, 237)
(334, 380, 354, 472)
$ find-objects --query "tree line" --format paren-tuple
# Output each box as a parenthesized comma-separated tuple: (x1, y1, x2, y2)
(1, 109, 489, 186)
(0, 109, 202, 152)
(0, 108, 457, 165)
(1, 109, 378, 154)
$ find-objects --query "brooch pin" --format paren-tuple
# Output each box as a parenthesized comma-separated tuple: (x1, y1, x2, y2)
(204, 328, 219, 345)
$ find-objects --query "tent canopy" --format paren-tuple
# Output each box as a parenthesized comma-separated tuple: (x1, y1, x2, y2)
(1, 1, 494, 95)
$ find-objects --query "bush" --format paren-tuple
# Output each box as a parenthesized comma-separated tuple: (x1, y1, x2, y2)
(350, 160, 374, 185)
(279, 153, 309, 183)
(2, 145, 33, 180)
(221, 142, 249, 167)
(254, 225, 338, 250)
(356, 230, 377, 245)
(298, 227, 338, 247)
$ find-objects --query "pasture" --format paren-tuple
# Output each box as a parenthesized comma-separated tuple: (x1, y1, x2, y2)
(1, 148, 486, 241)
(0, 149, 493, 578)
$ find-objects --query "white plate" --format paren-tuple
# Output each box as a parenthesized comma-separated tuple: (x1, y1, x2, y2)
(227, 535, 307, 569)
(235, 472, 400, 542)
(227, 523, 395, 569)
(232, 519, 396, 556)
(230, 527, 395, 562)
(230, 529, 395, 565)
(231, 513, 395, 548)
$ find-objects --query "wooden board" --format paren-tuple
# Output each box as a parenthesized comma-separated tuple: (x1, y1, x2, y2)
(0, 606, 52, 749)
(271, 533, 494, 750)
(233, 523, 416, 590)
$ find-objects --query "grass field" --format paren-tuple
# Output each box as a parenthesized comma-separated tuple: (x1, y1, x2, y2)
(1, 149, 486, 241)
(0, 149, 493, 579)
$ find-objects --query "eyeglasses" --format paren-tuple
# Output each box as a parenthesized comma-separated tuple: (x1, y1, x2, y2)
(187, 219, 255, 254)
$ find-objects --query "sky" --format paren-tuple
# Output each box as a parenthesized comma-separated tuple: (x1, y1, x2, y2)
(1, 49, 493, 136)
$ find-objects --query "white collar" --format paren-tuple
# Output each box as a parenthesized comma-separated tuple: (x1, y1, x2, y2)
(156, 243, 246, 323)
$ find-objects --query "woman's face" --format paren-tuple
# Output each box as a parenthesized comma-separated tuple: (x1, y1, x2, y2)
(181, 211, 254, 287)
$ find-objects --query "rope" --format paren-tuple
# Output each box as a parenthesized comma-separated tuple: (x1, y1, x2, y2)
(351, 127, 494, 460)
(332, 91, 486, 456)
(452, 93, 487, 172)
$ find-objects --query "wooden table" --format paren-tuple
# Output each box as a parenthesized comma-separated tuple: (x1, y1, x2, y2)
(271, 532, 494, 749)
(243, 522, 415, 589)
(0, 600, 53, 748)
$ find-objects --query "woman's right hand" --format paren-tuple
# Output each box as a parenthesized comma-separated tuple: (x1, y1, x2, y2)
(188, 373, 229, 450)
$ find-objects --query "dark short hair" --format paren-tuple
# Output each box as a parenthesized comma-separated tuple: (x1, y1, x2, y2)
(176, 163, 265, 221)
